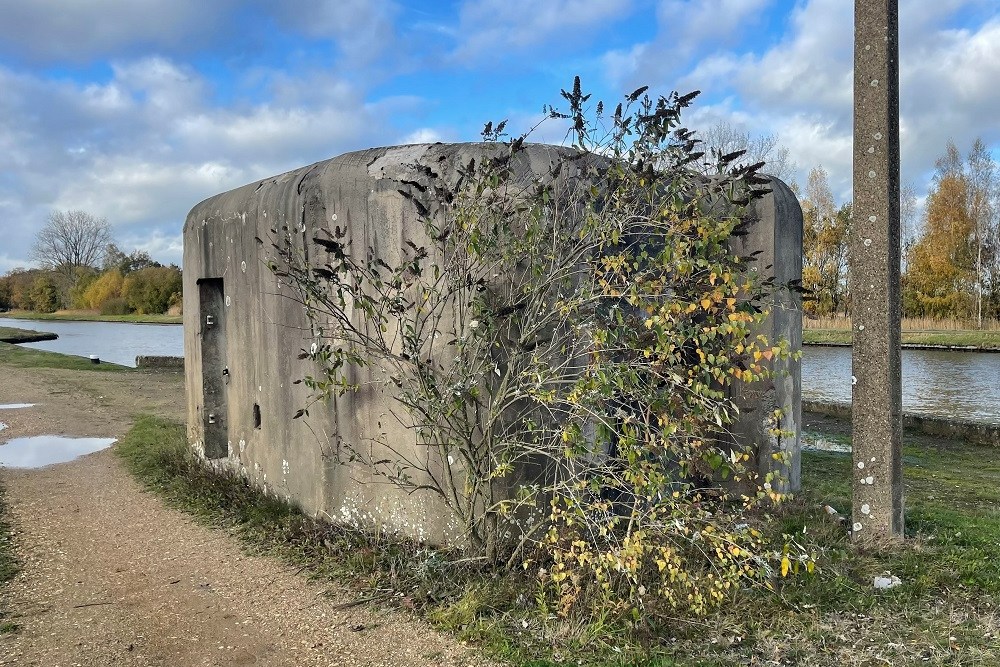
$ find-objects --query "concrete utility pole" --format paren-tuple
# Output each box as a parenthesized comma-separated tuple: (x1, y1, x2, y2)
(850, 1, 904, 540)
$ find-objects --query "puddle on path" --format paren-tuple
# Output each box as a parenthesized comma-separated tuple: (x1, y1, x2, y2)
(0, 403, 35, 410)
(0, 435, 116, 468)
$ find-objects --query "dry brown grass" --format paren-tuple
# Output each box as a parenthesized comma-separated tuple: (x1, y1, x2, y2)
(805, 314, 1000, 332)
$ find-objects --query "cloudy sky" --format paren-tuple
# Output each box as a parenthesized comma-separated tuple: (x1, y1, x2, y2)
(2, 0, 998, 272)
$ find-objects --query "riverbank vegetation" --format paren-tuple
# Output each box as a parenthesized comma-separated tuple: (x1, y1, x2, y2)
(803, 323, 1000, 350)
(0, 326, 57, 344)
(0, 210, 181, 317)
(0, 310, 181, 325)
(0, 481, 19, 634)
(116, 413, 1000, 665)
(0, 262, 181, 317)
(0, 341, 129, 372)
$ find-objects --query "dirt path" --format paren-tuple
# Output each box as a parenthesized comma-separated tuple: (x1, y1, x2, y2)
(0, 366, 488, 666)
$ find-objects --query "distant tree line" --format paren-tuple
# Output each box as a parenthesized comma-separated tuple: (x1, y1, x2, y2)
(797, 138, 999, 326)
(0, 210, 182, 315)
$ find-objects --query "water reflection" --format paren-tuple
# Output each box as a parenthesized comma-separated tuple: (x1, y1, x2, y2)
(3, 317, 182, 367)
(802, 346, 1000, 424)
(0, 435, 116, 468)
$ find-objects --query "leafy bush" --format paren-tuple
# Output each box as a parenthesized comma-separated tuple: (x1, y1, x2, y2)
(68, 267, 99, 309)
(29, 275, 60, 313)
(0, 269, 54, 310)
(83, 270, 124, 310)
(99, 296, 131, 316)
(270, 79, 802, 620)
(121, 266, 182, 314)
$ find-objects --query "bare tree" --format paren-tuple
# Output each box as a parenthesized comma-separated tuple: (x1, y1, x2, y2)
(900, 182, 918, 272)
(700, 120, 795, 183)
(31, 210, 113, 274)
(966, 138, 997, 329)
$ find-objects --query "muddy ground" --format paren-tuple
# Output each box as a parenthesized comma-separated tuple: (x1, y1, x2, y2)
(0, 364, 488, 667)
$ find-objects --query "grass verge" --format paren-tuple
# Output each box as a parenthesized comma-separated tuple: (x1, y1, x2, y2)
(0, 310, 181, 325)
(804, 327, 1000, 349)
(0, 342, 129, 372)
(117, 415, 1000, 666)
(0, 326, 57, 344)
(0, 480, 20, 634)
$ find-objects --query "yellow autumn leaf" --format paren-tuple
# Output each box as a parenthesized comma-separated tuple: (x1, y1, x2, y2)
(781, 556, 791, 577)
(700, 298, 712, 310)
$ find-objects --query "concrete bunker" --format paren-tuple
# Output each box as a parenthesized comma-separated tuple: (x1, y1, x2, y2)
(183, 142, 803, 545)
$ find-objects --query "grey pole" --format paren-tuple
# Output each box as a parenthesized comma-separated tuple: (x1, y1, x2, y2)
(850, 0, 904, 540)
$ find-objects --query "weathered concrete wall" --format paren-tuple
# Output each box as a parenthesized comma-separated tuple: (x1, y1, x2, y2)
(805, 400, 1000, 448)
(135, 355, 184, 370)
(729, 177, 804, 493)
(183, 143, 803, 544)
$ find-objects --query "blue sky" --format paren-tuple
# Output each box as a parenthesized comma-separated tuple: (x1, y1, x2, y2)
(1, 0, 999, 272)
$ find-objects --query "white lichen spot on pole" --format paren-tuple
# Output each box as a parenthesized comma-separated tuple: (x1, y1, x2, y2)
(850, 0, 904, 541)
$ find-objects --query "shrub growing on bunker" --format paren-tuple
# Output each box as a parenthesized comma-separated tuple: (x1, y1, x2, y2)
(270, 80, 802, 617)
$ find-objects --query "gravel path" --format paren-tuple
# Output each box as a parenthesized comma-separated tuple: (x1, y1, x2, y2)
(0, 365, 490, 667)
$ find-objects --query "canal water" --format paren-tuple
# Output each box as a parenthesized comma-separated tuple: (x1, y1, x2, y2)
(3, 317, 183, 367)
(802, 345, 1000, 425)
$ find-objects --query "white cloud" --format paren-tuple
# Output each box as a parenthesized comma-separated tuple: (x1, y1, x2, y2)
(0, 0, 235, 62)
(0, 58, 395, 268)
(453, 0, 632, 62)
(0, 0, 403, 71)
(604, 0, 772, 89)
(123, 231, 185, 267)
(607, 0, 1000, 207)
(272, 0, 400, 65)
(659, 0, 772, 56)
(400, 128, 448, 144)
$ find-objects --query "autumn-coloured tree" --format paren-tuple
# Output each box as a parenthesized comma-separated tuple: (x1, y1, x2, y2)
(904, 142, 976, 318)
(83, 270, 125, 310)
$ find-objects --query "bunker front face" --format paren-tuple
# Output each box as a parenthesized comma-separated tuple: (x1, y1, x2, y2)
(183, 142, 803, 544)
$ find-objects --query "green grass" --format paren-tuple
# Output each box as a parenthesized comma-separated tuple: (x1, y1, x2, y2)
(0, 310, 181, 325)
(0, 342, 129, 372)
(804, 327, 1000, 349)
(115, 415, 1000, 666)
(0, 481, 20, 634)
(0, 326, 57, 344)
